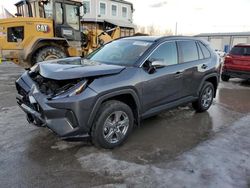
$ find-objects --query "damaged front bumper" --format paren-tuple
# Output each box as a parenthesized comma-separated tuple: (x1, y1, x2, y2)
(16, 71, 97, 139)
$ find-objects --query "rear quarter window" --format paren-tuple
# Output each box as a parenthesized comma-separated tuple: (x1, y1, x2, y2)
(198, 41, 211, 59)
(177, 40, 199, 63)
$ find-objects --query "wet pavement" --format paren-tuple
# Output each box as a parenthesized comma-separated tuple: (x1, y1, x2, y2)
(0, 62, 250, 188)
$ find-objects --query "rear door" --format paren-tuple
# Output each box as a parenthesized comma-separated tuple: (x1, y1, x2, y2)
(176, 40, 208, 97)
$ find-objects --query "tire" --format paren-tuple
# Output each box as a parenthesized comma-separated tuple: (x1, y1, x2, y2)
(192, 82, 214, 113)
(221, 74, 230, 82)
(91, 100, 134, 149)
(32, 46, 67, 64)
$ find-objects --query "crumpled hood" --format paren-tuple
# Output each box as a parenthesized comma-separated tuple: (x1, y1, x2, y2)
(32, 57, 125, 80)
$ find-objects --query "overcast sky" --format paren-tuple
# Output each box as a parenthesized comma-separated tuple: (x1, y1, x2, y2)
(1, 0, 250, 34)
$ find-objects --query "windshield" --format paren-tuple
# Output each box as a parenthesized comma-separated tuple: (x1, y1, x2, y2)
(86, 40, 152, 66)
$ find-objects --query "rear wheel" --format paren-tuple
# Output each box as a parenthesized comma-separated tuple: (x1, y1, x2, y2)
(221, 74, 230, 82)
(32, 46, 67, 64)
(192, 82, 214, 113)
(91, 100, 134, 149)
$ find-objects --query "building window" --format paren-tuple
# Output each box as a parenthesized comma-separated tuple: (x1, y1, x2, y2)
(111, 4, 117, 16)
(83, 1, 90, 14)
(100, 2, 106, 15)
(122, 6, 127, 18)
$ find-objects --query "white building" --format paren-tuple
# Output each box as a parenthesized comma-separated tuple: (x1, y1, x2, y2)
(82, 0, 135, 36)
(196, 32, 250, 53)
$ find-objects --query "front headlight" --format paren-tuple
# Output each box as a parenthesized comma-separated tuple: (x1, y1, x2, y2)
(68, 81, 87, 97)
(52, 80, 88, 100)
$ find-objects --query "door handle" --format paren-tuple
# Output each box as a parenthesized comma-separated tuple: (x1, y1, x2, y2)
(175, 71, 183, 75)
(174, 71, 183, 78)
(201, 64, 208, 69)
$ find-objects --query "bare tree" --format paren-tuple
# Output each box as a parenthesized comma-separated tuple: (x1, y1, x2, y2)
(135, 25, 146, 34)
(147, 25, 155, 35)
(135, 25, 173, 36)
(162, 29, 173, 36)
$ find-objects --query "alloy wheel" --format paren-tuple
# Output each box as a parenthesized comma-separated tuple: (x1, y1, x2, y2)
(103, 111, 129, 144)
(201, 86, 213, 108)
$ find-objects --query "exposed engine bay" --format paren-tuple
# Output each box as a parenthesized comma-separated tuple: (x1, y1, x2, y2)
(29, 71, 82, 97)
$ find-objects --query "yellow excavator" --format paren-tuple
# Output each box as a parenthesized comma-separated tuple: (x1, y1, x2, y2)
(0, 0, 121, 67)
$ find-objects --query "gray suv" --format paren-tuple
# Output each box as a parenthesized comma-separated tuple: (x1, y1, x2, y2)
(16, 36, 220, 148)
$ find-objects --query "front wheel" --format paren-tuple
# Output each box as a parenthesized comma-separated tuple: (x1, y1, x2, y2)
(192, 82, 214, 113)
(91, 100, 134, 149)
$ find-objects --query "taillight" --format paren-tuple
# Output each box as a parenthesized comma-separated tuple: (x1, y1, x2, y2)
(224, 55, 233, 64)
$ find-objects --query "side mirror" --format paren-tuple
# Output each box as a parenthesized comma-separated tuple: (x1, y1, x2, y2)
(145, 60, 165, 74)
(151, 60, 166, 69)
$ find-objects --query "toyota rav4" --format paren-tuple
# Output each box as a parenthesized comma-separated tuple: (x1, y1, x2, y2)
(221, 44, 250, 81)
(16, 36, 220, 148)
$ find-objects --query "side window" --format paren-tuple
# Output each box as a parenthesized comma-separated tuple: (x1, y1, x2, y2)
(178, 40, 199, 63)
(7, 27, 24, 42)
(245, 47, 250, 56)
(198, 42, 211, 58)
(149, 42, 178, 66)
(55, 3, 63, 24)
(197, 42, 204, 59)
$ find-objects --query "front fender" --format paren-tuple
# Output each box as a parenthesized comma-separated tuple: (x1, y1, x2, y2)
(87, 88, 141, 128)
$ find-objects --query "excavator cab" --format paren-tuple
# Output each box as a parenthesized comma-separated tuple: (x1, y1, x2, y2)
(15, 0, 82, 42)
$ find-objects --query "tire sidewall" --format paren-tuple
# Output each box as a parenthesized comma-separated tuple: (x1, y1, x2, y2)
(199, 82, 214, 111)
(92, 101, 134, 149)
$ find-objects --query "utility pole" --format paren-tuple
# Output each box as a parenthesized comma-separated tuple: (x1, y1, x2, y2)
(95, 0, 98, 45)
(175, 22, 178, 35)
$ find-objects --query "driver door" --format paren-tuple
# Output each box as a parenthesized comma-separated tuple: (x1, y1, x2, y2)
(142, 41, 183, 113)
